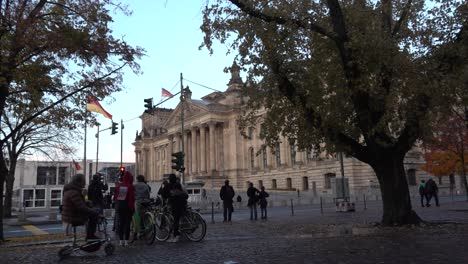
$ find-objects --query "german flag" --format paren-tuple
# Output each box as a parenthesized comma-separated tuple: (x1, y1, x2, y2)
(161, 88, 174, 98)
(86, 96, 112, 119)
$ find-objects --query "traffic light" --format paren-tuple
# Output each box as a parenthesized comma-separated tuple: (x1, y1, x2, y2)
(144, 98, 153, 114)
(118, 166, 125, 182)
(171, 152, 185, 172)
(119, 167, 125, 173)
(111, 122, 118, 135)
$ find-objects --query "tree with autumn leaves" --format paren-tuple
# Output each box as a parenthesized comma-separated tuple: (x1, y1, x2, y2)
(201, 0, 467, 225)
(421, 109, 468, 199)
(0, 1, 144, 241)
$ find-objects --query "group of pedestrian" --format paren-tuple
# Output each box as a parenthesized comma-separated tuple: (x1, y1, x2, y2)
(220, 181, 270, 222)
(61, 171, 155, 247)
(418, 178, 440, 207)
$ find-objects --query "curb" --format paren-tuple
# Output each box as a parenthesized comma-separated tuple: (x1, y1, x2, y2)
(6, 220, 62, 227)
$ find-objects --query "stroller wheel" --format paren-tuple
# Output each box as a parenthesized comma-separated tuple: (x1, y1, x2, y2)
(104, 243, 115, 256)
(58, 245, 73, 259)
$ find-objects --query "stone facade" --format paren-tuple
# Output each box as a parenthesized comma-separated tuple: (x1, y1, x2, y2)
(133, 64, 462, 197)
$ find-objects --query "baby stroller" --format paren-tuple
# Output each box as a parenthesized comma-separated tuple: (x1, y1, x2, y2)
(58, 216, 115, 259)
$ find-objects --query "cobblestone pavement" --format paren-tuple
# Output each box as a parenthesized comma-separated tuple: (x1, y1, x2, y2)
(1, 201, 468, 264)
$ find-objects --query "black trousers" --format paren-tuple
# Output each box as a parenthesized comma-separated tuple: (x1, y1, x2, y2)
(116, 201, 132, 240)
(223, 201, 233, 221)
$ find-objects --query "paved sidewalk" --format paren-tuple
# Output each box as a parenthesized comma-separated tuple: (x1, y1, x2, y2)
(0, 201, 467, 263)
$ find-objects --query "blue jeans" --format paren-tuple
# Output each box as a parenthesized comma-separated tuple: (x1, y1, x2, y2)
(249, 204, 257, 220)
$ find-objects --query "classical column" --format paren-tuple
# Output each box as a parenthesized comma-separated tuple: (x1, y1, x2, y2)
(167, 136, 174, 175)
(200, 125, 206, 173)
(183, 130, 189, 174)
(191, 126, 198, 174)
(209, 122, 216, 172)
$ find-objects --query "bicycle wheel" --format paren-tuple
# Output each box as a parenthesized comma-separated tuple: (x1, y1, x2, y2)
(155, 213, 172, 242)
(183, 211, 207, 242)
(129, 217, 138, 243)
(142, 212, 156, 245)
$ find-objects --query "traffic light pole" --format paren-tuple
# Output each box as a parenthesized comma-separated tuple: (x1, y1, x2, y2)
(95, 124, 114, 175)
(180, 73, 185, 184)
(120, 119, 124, 168)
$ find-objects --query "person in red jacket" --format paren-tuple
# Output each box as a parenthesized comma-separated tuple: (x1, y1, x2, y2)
(113, 171, 135, 246)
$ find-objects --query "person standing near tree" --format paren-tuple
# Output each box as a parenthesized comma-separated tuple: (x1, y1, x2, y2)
(220, 180, 235, 222)
(425, 178, 440, 207)
(418, 180, 426, 207)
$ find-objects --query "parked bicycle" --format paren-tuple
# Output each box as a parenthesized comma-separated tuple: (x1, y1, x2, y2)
(129, 199, 156, 245)
(155, 203, 207, 242)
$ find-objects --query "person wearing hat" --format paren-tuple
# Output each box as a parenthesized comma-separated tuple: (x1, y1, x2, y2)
(220, 180, 235, 222)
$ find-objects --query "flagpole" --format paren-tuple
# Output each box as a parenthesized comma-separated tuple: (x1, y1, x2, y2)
(96, 125, 100, 175)
(83, 119, 87, 182)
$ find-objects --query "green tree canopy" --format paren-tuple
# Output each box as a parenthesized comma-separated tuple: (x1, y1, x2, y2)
(201, 0, 467, 225)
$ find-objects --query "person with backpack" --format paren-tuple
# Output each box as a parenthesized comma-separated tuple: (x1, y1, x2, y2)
(258, 186, 270, 219)
(425, 178, 439, 207)
(113, 171, 135, 246)
(220, 180, 235, 222)
(159, 174, 188, 242)
(247, 182, 260, 220)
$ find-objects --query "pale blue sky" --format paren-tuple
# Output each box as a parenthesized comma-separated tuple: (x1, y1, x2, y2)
(83, 0, 237, 163)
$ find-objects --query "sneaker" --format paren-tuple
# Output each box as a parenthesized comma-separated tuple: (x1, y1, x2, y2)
(167, 236, 180, 243)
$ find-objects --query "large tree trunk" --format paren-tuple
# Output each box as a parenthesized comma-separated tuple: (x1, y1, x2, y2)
(0, 154, 7, 241)
(3, 160, 16, 218)
(371, 154, 422, 225)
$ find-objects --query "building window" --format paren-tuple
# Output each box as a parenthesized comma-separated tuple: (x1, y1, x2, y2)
(50, 189, 62, 207)
(290, 145, 296, 166)
(23, 189, 46, 208)
(249, 147, 255, 169)
(438, 176, 442, 185)
(248, 127, 254, 139)
(262, 148, 267, 169)
(407, 169, 416, 186)
(275, 143, 281, 167)
(449, 174, 455, 185)
(258, 180, 263, 188)
(37, 166, 57, 185)
(286, 178, 292, 189)
(58, 167, 67, 185)
(302, 177, 309, 190)
(324, 173, 336, 189)
(272, 179, 277, 189)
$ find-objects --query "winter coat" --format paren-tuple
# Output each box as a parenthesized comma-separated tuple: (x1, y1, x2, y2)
(258, 190, 269, 208)
(134, 181, 151, 201)
(88, 179, 105, 208)
(418, 182, 425, 195)
(61, 182, 98, 226)
(114, 171, 136, 212)
(247, 187, 259, 206)
(220, 185, 235, 202)
(160, 181, 188, 208)
(425, 179, 438, 194)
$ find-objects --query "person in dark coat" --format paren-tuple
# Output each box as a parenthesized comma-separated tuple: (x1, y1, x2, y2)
(114, 171, 135, 246)
(425, 178, 439, 207)
(88, 173, 108, 211)
(418, 180, 426, 207)
(247, 182, 260, 220)
(220, 180, 235, 222)
(159, 173, 188, 242)
(258, 186, 270, 219)
(61, 174, 99, 240)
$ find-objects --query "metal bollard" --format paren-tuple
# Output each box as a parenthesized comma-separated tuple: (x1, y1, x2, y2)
(211, 202, 215, 224)
(320, 196, 323, 215)
(363, 194, 367, 210)
(290, 199, 294, 216)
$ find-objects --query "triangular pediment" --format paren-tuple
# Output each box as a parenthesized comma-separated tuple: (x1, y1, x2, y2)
(163, 100, 210, 127)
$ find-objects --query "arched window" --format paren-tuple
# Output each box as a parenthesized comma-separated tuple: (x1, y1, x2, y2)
(286, 178, 292, 189)
(275, 143, 281, 167)
(262, 148, 268, 169)
(249, 147, 255, 169)
(290, 145, 296, 166)
(272, 179, 277, 189)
